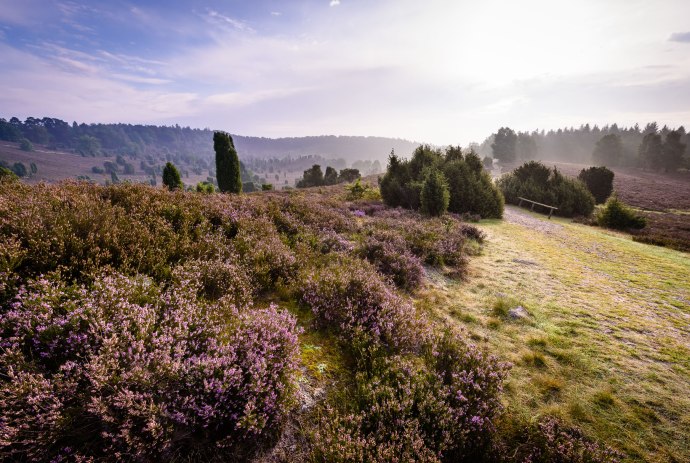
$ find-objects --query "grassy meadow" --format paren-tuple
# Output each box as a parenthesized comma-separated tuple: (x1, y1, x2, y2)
(428, 205, 690, 462)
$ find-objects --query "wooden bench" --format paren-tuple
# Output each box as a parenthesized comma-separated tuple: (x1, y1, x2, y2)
(517, 197, 558, 219)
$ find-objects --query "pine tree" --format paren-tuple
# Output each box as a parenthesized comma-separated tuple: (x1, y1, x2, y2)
(214, 131, 242, 193)
(162, 162, 183, 190)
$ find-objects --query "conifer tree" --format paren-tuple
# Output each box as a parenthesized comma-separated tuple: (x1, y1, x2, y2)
(420, 169, 449, 217)
(214, 131, 242, 193)
(162, 162, 183, 190)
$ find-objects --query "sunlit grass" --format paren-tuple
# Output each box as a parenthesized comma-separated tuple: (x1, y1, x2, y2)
(428, 205, 690, 462)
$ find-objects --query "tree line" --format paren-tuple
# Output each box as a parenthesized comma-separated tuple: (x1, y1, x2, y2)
(485, 123, 688, 171)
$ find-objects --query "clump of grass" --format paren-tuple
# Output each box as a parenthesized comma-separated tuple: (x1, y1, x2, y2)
(535, 375, 563, 391)
(593, 390, 616, 408)
(527, 337, 548, 349)
(492, 296, 525, 318)
(522, 352, 548, 369)
(487, 317, 502, 329)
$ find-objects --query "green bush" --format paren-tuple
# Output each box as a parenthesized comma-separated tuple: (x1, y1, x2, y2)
(596, 195, 646, 230)
(381, 146, 504, 218)
(420, 169, 449, 217)
(497, 162, 595, 217)
(12, 162, 28, 178)
(578, 166, 614, 204)
(19, 138, 33, 152)
(195, 181, 215, 194)
(162, 162, 183, 190)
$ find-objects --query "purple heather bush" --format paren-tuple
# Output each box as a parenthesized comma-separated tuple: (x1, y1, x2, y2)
(301, 256, 428, 354)
(491, 417, 622, 463)
(172, 257, 253, 306)
(356, 229, 424, 291)
(312, 329, 509, 463)
(0, 272, 300, 461)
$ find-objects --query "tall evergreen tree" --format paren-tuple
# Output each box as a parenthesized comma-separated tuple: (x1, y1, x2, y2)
(661, 130, 687, 172)
(638, 132, 662, 169)
(491, 127, 517, 162)
(162, 162, 183, 190)
(592, 134, 622, 166)
(214, 131, 242, 193)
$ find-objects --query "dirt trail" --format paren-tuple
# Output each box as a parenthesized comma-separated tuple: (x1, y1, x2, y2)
(503, 206, 564, 235)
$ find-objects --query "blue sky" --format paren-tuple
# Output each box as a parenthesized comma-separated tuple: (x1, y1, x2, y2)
(1, 0, 689, 145)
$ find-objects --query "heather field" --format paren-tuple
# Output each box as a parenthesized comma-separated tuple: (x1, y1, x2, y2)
(1, 178, 593, 463)
(1, 174, 686, 462)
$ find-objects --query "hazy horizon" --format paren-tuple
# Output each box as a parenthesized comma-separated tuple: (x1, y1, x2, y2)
(1, 0, 689, 145)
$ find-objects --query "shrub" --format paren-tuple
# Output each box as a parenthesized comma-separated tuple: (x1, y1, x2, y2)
(420, 169, 450, 217)
(356, 230, 424, 291)
(0, 272, 300, 460)
(173, 258, 253, 307)
(443, 161, 503, 219)
(311, 329, 508, 462)
(214, 131, 242, 194)
(338, 168, 361, 183)
(578, 166, 614, 204)
(196, 181, 215, 193)
(297, 164, 324, 188)
(11, 162, 27, 177)
(491, 417, 621, 463)
(19, 138, 33, 152)
(300, 257, 425, 353)
(381, 146, 503, 218)
(261, 183, 274, 191)
(162, 162, 183, 190)
(91, 166, 105, 174)
(497, 162, 595, 217)
(596, 195, 646, 230)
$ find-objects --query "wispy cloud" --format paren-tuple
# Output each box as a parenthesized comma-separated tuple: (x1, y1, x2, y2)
(271, 11, 282, 17)
(206, 9, 254, 33)
(669, 31, 690, 43)
(330, 1, 341, 7)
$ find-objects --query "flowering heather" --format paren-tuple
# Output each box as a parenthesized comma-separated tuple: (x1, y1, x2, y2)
(356, 229, 424, 291)
(301, 257, 427, 353)
(0, 273, 300, 460)
(312, 331, 509, 463)
(491, 417, 622, 463)
(0, 179, 617, 461)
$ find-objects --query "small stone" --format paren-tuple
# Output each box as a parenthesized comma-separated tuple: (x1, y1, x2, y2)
(508, 306, 530, 319)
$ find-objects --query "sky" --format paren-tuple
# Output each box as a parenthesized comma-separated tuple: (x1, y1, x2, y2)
(1, 0, 689, 145)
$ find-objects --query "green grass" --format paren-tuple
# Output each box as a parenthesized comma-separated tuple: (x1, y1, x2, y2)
(428, 205, 690, 462)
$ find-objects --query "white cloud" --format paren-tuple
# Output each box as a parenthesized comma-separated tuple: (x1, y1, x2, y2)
(329, 0, 340, 6)
(206, 9, 254, 32)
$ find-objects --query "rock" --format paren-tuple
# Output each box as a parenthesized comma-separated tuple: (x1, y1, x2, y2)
(508, 306, 530, 320)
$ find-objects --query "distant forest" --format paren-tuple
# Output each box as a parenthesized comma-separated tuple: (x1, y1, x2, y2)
(479, 123, 689, 169)
(0, 116, 419, 171)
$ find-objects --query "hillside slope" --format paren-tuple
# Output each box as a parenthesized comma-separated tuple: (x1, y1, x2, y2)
(431, 205, 690, 462)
